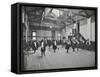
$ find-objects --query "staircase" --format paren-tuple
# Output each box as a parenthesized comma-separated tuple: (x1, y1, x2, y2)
(68, 33, 95, 51)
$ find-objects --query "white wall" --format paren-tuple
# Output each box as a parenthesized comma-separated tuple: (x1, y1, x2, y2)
(0, 0, 99, 77)
(91, 22, 95, 41)
(80, 18, 95, 41)
(55, 31, 60, 40)
(36, 30, 52, 41)
(61, 27, 72, 40)
(61, 18, 95, 42)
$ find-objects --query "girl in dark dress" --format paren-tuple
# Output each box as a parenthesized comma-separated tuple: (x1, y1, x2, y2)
(32, 41, 37, 54)
(41, 40, 46, 57)
(65, 40, 71, 53)
(71, 37, 77, 52)
(47, 40, 52, 51)
(52, 40, 57, 53)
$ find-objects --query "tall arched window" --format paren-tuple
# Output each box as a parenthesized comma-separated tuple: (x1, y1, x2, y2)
(32, 31, 36, 40)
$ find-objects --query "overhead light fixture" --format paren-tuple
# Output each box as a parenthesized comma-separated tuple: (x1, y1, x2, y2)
(50, 26, 53, 28)
(58, 33, 61, 36)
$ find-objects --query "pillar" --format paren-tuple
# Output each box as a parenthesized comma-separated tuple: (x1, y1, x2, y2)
(87, 17, 91, 43)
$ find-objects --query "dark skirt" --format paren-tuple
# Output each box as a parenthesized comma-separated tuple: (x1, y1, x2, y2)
(41, 47, 46, 52)
(53, 45, 57, 50)
(65, 44, 70, 49)
(32, 46, 37, 51)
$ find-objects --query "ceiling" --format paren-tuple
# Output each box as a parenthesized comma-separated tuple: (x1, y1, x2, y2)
(24, 6, 95, 31)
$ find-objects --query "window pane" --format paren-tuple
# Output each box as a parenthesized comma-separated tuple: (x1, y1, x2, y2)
(33, 37, 36, 40)
(32, 32, 36, 36)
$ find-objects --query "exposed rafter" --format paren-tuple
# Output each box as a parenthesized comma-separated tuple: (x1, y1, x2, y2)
(24, 6, 95, 31)
(29, 25, 61, 31)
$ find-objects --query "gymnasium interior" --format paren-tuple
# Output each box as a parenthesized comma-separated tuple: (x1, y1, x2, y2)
(21, 6, 96, 70)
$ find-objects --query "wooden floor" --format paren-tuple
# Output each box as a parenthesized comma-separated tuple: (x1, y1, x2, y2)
(24, 46, 95, 70)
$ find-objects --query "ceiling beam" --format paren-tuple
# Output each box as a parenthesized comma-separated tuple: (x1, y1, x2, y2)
(78, 10, 92, 18)
(73, 13, 88, 18)
(48, 8, 53, 14)
(29, 25, 61, 31)
(60, 18, 86, 30)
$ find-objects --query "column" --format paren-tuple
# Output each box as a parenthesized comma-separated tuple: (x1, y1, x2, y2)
(87, 17, 91, 43)
(52, 30, 55, 40)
